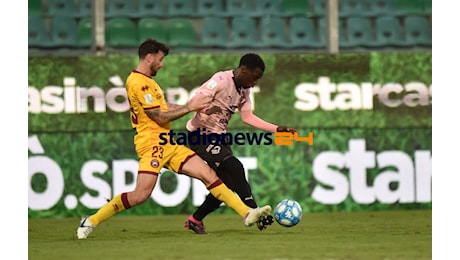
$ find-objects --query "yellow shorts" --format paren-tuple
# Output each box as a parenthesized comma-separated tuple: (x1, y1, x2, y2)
(136, 141, 196, 175)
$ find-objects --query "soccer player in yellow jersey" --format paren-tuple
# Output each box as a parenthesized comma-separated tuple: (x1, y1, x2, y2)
(76, 38, 272, 239)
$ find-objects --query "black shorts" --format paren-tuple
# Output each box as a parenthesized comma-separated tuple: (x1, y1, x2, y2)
(187, 130, 234, 170)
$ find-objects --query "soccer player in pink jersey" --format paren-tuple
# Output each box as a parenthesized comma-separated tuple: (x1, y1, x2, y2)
(184, 53, 297, 234)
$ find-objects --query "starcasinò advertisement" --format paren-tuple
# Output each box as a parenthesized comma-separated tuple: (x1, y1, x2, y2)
(28, 52, 431, 218)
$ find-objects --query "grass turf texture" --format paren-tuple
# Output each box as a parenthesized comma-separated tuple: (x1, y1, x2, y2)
(29, 210, 431, 260)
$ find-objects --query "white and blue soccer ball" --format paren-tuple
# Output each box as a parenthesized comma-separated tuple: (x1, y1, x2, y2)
(274, 199, 302, 227)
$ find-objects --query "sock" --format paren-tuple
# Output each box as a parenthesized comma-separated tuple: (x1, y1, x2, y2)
(207, 179, 249, 218)
(188, 214, 202, 224)
(193, 193, 222, 221)
(192, 156, 258, 221)
(88, 193, 130, 226)
(218, 156, 258, 208)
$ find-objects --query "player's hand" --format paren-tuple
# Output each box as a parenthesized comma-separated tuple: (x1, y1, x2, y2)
(188, 93, 212, 112)
(276, 126, 298, 133)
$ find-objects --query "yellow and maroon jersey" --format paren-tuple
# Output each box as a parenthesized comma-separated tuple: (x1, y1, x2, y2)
(126, 70, 171, 149)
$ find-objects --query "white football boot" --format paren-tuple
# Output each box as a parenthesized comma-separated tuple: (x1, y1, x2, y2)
(243, 205, 272, 226)
(77, 216, 95, 239)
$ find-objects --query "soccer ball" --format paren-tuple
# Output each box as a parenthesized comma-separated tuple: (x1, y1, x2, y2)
(274, 199, 302, 227)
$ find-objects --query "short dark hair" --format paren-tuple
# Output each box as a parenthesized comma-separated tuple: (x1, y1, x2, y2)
(138, 38, 169, 59)
(239, 53, 265, 72)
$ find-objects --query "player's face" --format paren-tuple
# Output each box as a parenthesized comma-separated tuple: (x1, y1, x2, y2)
(150, 51, 166, 76)
(239, 67, 264, 89)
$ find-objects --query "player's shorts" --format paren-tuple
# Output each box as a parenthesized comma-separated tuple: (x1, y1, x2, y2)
(186, 130, 233, 170)
(136, 139, 196, 175)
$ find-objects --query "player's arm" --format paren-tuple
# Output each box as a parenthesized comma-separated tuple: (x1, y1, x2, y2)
(166, 102, 183, 110)
(146, 105, 190, 126)
(240, 106, 297, 133)
(147, 94, 212, 126)
(240, 109, 277, 132)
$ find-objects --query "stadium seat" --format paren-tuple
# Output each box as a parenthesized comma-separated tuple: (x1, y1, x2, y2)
(75, 0, 93, 18)
(29, 0, 45, 17)
(253, 0, 281, 17)
(201, 16, 229, 48)
(279, 0, 309, 17)
(260, 17, 289, 48)
(312, 0, 326, 17)
(374, 16, 405, 47)
(227, 16, 261, 48)
(403, 16, 431, 46)
(167, 18, 200, 48)
(341, 17, 375, 48)
(105, 0, 138, 18)
(289, 16, 323, 48)
(28, 16, 51, 48)
(167, 0, 197, 17)
(138, 17, 167, 44)
(105, 17, 139, 47)
(225, 0, 255, 17)
(367, 0, 397, 17)
(47, 0, 77, 17)
(137, 0, 167, 18)
(394, 0, 426, 15)
(339, 0, 367, 18)
(76, 17, 92, 47)
(196, 0, 225, 17)
(49, 15, 79, 48)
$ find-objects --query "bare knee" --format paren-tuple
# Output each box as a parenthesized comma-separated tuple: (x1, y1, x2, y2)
(128, 190, 151, 206)
(200, 166, 219, 186)
(181, 156, 219, 186)
(127, 173, 157, 206)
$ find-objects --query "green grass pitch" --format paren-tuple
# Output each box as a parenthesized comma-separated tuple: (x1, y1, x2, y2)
(28, 210, 431, 260)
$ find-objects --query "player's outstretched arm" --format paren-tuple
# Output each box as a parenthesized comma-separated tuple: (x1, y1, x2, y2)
(166, 103, 183, 110)
(147, 94, 212, 125)
(240, 109, 298, 133)
(240, 109, 278, 132)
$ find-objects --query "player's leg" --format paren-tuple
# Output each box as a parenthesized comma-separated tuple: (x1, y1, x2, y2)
(185, 142, 236, 227)
(91, 173, 158, 225)
(77, 146, 164, 239)
(172, 146, 271, 226)
(218, 156, 258, 208)
(77, 173, 159, 239)
(180, 155, 249, 217)
(190, 143, 258, 217)
(186, 153, 257, 225)
(218, 155, 274, 230)
(185, 141, 264, 233)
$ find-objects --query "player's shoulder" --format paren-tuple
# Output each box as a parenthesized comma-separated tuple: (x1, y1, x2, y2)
(211, 70, 233, 81)
(128, 71, 157, 87)
(211, 70, 234, 87)
(126, 70, 143, 84)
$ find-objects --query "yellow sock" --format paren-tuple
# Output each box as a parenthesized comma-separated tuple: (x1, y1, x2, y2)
(208, 180, 250, 217)
(88, 193, 127, 226)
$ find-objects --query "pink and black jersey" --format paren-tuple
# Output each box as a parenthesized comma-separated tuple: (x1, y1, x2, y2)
(186, 70, 251, 134)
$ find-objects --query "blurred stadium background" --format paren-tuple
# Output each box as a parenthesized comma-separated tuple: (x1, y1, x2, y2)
(27, 2, 434, 259)
(28, 0, 432, 219)
(28, 0, 431, 55)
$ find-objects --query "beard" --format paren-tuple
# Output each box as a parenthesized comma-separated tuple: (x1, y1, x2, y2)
(150, 64, 158, 76)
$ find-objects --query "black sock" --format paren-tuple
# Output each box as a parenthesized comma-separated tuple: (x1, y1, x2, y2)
(192, 156, 258, 221)
(193, 193, 222, 221)
(218, 156, 258, 208)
